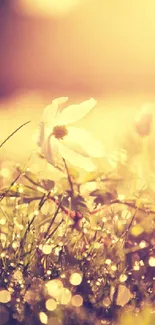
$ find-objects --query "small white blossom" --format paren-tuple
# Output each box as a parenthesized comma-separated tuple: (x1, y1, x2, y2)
(37, 97, 105, 171)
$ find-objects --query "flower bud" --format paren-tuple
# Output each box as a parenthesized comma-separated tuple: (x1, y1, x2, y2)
(134, 104, 153, 137)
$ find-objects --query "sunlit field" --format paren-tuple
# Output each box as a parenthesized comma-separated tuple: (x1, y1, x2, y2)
(0, 1, 155, 324)
(0, 93, 154, 325)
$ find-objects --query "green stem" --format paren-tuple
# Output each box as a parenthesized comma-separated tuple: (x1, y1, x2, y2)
(0, 121, 31, 148)
(63, 158, 74, 195)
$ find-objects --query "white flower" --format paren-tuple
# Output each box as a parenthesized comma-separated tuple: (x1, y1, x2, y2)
(37, 97, 105, 172)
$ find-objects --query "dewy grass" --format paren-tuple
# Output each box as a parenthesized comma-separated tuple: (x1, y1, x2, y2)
(0, 105, 154, 324)
(0, 161, 154, 325)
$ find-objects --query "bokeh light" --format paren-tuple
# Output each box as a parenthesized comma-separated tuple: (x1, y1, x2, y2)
(39, 312, 48, 324)
(71, 295, 83, 307)
(148, 256, 155, 267)
(69, 272, 83, 286)
(0, 290, 11, 303)
(46, 279, 63, 299)
(42, 244, 53, 255)
(59, 288, 72, 305)
(46, 298, 57, 311)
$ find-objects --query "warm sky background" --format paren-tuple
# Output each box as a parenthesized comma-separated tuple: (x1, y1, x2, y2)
(1, 0, 155, 96)
(0, 0, 155, 163)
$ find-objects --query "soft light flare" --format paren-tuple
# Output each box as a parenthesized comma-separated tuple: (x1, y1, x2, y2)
(14, 0, 80, 17)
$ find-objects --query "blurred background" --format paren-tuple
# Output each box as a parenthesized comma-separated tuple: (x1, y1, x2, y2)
(0, 0, 155, 163)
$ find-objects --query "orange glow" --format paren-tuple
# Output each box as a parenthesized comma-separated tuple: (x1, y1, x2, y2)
(2, 1, 155, 96)
(14, 0, 80, 17)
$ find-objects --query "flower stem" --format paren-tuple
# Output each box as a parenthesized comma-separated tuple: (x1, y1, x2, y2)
(63, 158, 74, 195)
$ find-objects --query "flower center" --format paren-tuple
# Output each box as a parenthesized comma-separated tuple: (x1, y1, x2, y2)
(52, 125, 68, 139)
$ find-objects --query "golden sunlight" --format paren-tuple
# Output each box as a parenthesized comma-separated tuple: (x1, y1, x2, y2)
(14, 0, 80, 17)
(0, 2, 155, 323)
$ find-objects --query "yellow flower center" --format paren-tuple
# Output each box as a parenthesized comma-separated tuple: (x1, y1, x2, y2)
(52, 125, 68, 139)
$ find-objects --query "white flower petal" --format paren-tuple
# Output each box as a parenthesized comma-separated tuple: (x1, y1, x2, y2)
(58, 141, 96, 172)
(47, 135, 65, 171)
(37, 123, 64, 171)
(43, 97, 68, 127)
(57, 98, 97, 125)
(37, 122, 50, 149)
(64, 127, 105, 157)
